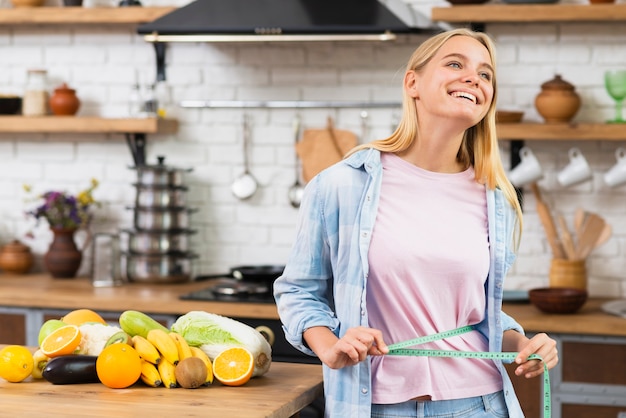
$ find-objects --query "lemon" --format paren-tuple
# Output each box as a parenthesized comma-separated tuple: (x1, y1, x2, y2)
(0, 345, 34, 383)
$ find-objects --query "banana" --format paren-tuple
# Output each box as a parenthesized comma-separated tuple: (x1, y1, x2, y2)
(147, 329, 179, 365)
(169, 332, 193, 361)
(132, 335, 161, 365)
(189, 346, 214, 385)
(139, 359, 162, 387)
(157, 358, 177, 388)
(119, 310, 170, 338)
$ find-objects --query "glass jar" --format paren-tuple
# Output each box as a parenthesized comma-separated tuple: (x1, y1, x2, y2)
(22, 69, 49, 116)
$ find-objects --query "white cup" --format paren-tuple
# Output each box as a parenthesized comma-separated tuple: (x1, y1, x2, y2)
(508, 146, 543, 187)
(557, 148, 592, 187)
(604, 147, 626, 188)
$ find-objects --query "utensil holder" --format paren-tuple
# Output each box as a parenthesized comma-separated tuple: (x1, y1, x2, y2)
(549, 258, 587, 290)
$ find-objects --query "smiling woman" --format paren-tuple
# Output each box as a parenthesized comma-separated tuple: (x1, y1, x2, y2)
(274, 28, 559, 418)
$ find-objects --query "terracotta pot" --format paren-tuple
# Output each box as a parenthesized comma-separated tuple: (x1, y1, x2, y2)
(0, 240, 34, 274)
(535, 75, 581, 123)
(49, 83, 80, 116)
(44, 228, 83, 278)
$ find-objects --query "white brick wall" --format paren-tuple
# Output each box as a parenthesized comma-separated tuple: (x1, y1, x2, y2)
(1, 1, 626, 297)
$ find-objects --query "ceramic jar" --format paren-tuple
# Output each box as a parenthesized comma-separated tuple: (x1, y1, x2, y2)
(49, 83, 80, 116)
(0, 240, 34, 274)
(535, 75, 581, 123)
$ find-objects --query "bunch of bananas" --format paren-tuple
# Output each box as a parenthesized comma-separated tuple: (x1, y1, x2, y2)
(132, 329, 213, 388)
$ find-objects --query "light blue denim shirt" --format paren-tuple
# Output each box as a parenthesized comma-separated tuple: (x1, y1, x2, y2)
(274, 148, 526, 418)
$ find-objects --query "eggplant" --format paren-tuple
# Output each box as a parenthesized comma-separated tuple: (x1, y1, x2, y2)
(42, 355, 100, 385)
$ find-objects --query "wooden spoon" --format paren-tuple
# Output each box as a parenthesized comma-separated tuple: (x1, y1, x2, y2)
(531, 183, 565, 259)
(575, 213, 607, 259)
(557, 213, 577, 260)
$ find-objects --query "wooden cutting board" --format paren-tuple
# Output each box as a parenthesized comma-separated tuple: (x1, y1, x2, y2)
(296, 118, 358, 183)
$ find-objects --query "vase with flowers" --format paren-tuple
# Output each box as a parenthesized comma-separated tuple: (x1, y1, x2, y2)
(25, 179, 99, 278)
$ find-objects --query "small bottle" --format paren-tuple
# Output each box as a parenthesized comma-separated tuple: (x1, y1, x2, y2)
(22, 69, 49, 116)
(143, 83, 158, 117)
(128, 83, 143, 117)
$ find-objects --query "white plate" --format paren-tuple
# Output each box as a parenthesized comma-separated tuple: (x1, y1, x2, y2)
(602, 299, 626, 318)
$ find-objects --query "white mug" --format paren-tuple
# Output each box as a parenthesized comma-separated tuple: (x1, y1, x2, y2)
(508, 146, 543, 187)
(557, 148, 592, 187)
(604, 147, 626, 188)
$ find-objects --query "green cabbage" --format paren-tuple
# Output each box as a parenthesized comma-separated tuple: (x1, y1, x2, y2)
(171, 311, 272, 377)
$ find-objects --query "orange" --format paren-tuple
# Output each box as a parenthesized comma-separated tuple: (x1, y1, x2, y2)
(212, 347, 254, 387)
(0, 345, 34, 383)
(96, 343, 142, 389)
(40, 324, 81, 358)
(61, 308, 106, 326)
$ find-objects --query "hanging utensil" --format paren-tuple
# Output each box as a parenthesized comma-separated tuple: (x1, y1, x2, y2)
(231, 114, 258, 200)
(531, 183, 565, 259)
(287, 115, 304, 208)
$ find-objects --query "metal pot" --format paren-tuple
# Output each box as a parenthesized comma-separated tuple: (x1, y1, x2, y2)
(132, 207, 195, 230)
(135, 184, 187, 208)
(122, 252, 196, 284)
(120, 229, 195, 255)
(132, 156, 192, 187)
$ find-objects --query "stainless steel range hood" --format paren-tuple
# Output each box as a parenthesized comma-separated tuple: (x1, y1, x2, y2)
(138, 0, 425, 43)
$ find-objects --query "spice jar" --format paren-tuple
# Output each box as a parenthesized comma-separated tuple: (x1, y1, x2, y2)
(49, 83, 80, 116)
(22, 69, 49, 116)
(534, 74, 581, 123)
(0, 240, 34, 275)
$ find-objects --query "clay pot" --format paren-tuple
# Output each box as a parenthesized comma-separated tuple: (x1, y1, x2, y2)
(535, 75, 581, 123)
(49, 83, 80, 116)
(44, 228, 82, 278)
(0, 240, 34, 275)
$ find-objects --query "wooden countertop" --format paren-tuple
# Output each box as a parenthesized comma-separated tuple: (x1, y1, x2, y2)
(1, 274, 625, 337)
(0, 352, 323, 418)
(0, 273, 280, 320)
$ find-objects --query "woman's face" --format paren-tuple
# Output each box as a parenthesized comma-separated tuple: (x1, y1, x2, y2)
(408, 35, 495, 128)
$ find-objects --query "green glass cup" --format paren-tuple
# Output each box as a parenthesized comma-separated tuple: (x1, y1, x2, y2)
(604, 70, 626, 123)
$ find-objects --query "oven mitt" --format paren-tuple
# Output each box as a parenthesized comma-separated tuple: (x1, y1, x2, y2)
(296, 117, 358, 183)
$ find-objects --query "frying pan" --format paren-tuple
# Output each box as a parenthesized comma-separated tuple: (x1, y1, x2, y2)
(194, 264, 285, 284)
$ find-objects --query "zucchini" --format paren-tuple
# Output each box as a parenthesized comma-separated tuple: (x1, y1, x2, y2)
(42, 355, 100, 385)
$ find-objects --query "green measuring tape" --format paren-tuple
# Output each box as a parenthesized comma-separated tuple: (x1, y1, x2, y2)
(387, 325, 551, 418)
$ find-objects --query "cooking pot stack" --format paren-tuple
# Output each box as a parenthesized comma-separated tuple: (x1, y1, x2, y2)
(122, 156, 197, 284)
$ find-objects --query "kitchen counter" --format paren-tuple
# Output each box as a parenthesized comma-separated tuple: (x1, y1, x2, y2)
(0, 348, 323, 418)
(1, 273, 625, 335)
(0, 273, 279, 319)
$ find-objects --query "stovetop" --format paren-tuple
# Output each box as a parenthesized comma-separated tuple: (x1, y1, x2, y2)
(179, 278, 276, 304)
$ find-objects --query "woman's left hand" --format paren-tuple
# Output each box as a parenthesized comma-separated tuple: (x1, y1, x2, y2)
(513, 332, 558, 379)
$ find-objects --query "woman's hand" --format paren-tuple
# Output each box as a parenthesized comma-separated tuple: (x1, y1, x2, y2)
(505, 331, 558, 379)
(304, 326, 388, 369)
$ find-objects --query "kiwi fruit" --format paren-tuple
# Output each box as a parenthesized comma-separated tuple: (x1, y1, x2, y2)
(174, 357, 207, 389)
(104, 331, 132, 348)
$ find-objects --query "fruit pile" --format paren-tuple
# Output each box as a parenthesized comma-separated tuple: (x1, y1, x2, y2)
(0, 308, 255, 389)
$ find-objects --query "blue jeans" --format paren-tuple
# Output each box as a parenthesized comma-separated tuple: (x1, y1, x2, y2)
(371, 391, 508, 418)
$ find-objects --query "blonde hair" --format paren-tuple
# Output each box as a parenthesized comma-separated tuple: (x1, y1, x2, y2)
(351, 28, 522, 243)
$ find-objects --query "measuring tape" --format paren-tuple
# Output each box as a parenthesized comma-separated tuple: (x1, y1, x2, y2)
(387, 325, 551, 418)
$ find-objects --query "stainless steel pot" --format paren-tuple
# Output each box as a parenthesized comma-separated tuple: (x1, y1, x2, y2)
(135, 184, 187, 208)
(122, 252, 196, 284)
(132, 156, 192, 187)
(132, 207, 195, 230)
(120, 229, 195, 255)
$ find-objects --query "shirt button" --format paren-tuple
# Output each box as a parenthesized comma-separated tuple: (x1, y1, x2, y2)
(361, 387, 368, 394)
(362, 232, 368, 237)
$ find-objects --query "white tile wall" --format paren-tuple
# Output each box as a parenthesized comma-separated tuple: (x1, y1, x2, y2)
(1, 1, 626, 298)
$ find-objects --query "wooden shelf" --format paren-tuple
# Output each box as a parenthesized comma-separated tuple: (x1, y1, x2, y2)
(432, 4, 626, 23)
(0, 6, 175, 24)
(0, 116, 178, 134)
(496, 122, 626, 140)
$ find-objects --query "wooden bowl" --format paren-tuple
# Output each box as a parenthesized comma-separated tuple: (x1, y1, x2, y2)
(496, 110, 524, 123)
(10, 0, 45, 7)
(528, 287, 588, 314)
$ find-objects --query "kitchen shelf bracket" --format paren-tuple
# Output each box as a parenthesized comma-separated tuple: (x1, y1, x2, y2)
(125, 133, 147, 166)
(154, 42, 167, 82)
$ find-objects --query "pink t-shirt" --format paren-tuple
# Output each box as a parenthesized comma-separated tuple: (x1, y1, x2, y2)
(367, 152, 502, 404)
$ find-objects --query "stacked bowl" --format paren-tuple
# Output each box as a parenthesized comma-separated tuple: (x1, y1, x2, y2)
(121, 156, 197, 283)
